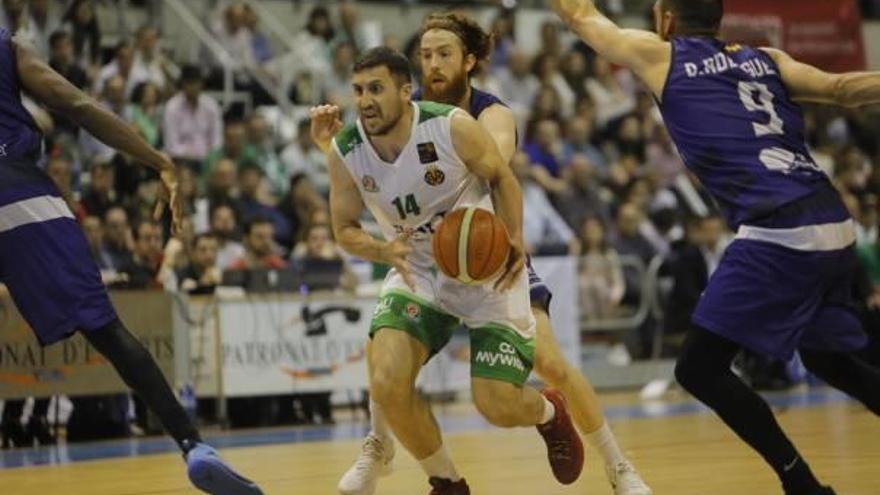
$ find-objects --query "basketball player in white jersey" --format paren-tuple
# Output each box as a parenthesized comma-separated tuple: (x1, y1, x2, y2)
(319, 46, 583, 495)
(319, 13, 651, 495)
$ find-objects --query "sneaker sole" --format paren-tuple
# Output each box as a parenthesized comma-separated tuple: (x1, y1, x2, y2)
(188, 456, 264, 495)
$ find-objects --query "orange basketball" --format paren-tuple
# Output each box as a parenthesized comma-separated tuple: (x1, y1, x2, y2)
(432, 207, 511, 284)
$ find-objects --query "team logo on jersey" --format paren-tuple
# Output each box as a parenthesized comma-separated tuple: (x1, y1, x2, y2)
(362, 175, 379, 193)
(405, 302, 420, 320)
(417, 142, 439, 164)
(725, 43, 742, 53)
(424, 165, 445, 186)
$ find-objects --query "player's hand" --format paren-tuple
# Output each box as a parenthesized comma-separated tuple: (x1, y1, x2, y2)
(380, 232, 416, 291)
(153, 154, 184, 236)
(310, 104, 343, 154)
(494, 241, 526, 292)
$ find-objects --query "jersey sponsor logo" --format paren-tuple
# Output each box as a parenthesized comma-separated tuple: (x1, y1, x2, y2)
(392, 210, 448, 237)
(417, 142, 439, 164)
(362, 175, 379, 193)
(424, 165, 445, 186)
(724, 44, 742, 53)
(405, 302, 420, 320)
(474, 342, 526, 372)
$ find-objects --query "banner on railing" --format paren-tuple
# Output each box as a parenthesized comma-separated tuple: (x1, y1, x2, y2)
(0, 292, 177, 399)
(213, 257, 581, 397)
(722, 0, 866, 72)
(216, 297, 373, 397)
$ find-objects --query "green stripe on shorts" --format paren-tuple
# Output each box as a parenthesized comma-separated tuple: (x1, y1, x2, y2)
(470, 324, 535, 386)
(370, 289, 460, 357)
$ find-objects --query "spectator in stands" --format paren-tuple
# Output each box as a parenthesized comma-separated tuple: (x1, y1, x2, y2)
(856, 194, 878, 245)
(237, 163, 291, 246)
(488, 9, 515, 71)
(663, 215, 727, 350)
(531, 84, 564, 122)
(525, 118, 565, 178)
(162, 65, 223, 165)
(62, 0, 101, 72)
(103, 206, 134, 269)
(646, 125, 684, 188)
(126, 82, 161, 148)
(48, 30, 88, 90)
(80, 75, 126, 164)
(281, 119, 328, 196)
(94, 41, 135, 96)
(204, 120, 259, 180)
(116, 220, 164, 289)
(533, 52, 574, 117)
(206, 158, 241, 214)
(245, 113, 285, 196)
(45, 154, 84, 220)
(563, 115, 607, 170)
(511, 151, 578, 255)
(0, 0, 25, 33)
(131, 25, 174, 95)
(82, 215, 120, 284)
(291, 223, 358, 292)
(586, 57, 636, 130)
(228, 217, 286, 270)
(242, 4, 271, 64)
(278, 173, 327, 249)
(212, 2, 256, 71)
(81, 158, 118, 219)
(613, 202, 657, 264)
(495, 49, 539, 128)
(177, 233, 221, 294)
(579, 217, 624, 319)
(554, 154, 612, 231)
(611, 114, 646, 161)
(24, 0, 61, 58)
(560, 49, 589, 101)
(210, 203, 246, 270)
(320, 41, 357, 117)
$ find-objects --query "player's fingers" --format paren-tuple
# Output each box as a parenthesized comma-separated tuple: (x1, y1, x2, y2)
(152, 198, 166, 222)
(397, 263, 416, 291)
(494, 257, 524, 291)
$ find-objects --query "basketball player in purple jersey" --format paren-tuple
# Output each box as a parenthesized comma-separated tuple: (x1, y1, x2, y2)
(547, 0, 880, 494)
(315, 12, 650, 495)
(0, 30, 261, 494)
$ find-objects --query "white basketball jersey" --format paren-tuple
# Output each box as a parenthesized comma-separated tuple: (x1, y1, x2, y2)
(332, 101, 493, 269)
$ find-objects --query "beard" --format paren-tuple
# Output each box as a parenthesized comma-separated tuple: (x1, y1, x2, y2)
(362, 105, 403, 137)
(421, 68, 469, 106)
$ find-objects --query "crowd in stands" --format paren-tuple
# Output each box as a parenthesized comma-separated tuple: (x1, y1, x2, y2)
(0, 2, 879, 438)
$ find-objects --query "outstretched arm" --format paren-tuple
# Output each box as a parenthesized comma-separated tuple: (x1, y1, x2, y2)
(15, 37, 182, 232)
(16, 39, 166, 171)
(451, 111, 525, 290)
(761, 48, 880, 108)
(547, 0, 670, 96)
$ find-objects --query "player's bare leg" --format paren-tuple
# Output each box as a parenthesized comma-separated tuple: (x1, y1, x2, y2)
(532, 307, 651, 494)
(367, 328, 465, 493)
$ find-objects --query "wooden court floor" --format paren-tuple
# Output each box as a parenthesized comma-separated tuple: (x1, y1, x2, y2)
(0, 391, 877, 495)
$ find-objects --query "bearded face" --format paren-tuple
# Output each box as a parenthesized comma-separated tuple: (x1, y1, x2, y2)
(419, 28, 476, 105)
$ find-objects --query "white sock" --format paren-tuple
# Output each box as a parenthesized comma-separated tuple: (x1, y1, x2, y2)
(586, 421, 627, 468)
(540, 396, 556, 425)
(418, 445, 461, 482)
(369, 399, 391, 441)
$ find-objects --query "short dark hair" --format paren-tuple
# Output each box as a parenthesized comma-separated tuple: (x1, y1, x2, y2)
(244, 216, 273, 236)
(49, 30, 70, 50)
(179, 64, 204, 85)
(193, 232, 217, 247)
(133, 219, 161, 240)
(420, 12, 494, 62)
(663, 0, 724, 35)
(353, 47, 412, 86)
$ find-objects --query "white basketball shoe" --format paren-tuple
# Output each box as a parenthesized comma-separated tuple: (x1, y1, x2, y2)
(337, 433, 395, 495)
